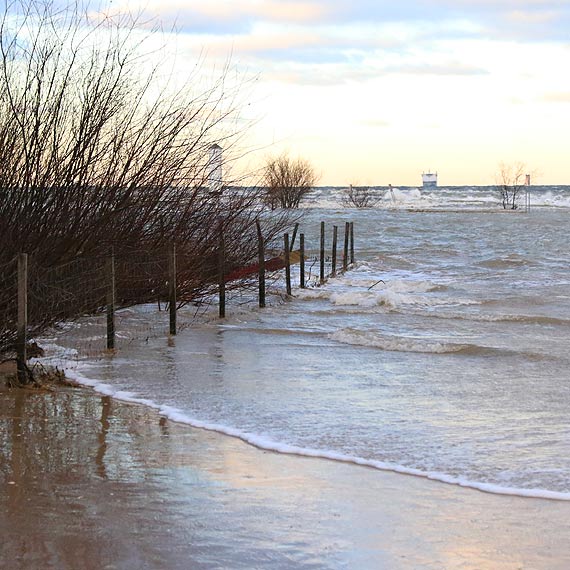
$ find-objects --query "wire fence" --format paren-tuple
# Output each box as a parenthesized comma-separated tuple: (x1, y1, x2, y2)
(1, 221, 355, 378)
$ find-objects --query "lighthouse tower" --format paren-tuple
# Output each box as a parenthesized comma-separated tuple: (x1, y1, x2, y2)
(209, 144, 222, 194)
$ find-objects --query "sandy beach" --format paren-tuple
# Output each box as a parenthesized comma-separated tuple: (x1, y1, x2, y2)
(1, 383, 569, 570)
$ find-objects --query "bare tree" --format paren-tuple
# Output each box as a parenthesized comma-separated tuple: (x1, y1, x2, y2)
(342, 184, 378, 208)
(0, 0, 298, 358)
(263, 153, 319, 209)
(496, 162, 528, 210)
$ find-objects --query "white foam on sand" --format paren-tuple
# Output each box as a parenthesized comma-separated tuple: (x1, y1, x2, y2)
(63, 365, 570, 502)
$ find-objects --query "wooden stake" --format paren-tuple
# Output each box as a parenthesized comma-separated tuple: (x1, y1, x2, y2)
(284, 233, 292, 295)
(256, 220, 266, 308)
(320, 221, 325, 283)
(290, 223, 299, 251)
(331, 225, 338, 276)
(106, 251, 115, 350)
(169, 244, 177, 335)
(350, 221, 354, 265)
(300, 233, 305, 288)
(343, 221, 349, 272)
(17, 253, 28, 384)
(218, 223, 226, 318)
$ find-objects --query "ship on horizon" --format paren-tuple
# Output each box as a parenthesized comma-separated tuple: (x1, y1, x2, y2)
(422, 171, 437, 188)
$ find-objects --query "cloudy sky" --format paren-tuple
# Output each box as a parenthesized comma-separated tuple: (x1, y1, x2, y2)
(124, 1, 569, 185)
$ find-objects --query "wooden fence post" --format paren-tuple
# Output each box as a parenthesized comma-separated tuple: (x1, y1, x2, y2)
(350, 221, 354, 265)
(343, 221, 349, 272)
(256, 220, 266, 308)
(17, 253, 28, 384)
(284, 233, 292, 295)
(169, 244, 177, 335)
(300, 233, 305, 288)
(331, 225, 338, 276)
(218, 223, 226, 318)
(320, 221, 325, 283)
(106, 251, 115, 350)
(290, 222, 299, 251)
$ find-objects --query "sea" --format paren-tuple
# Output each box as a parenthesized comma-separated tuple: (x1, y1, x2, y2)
(45, 184, 570, 501)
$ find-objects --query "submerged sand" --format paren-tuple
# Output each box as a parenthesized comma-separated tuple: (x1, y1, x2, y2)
(1, 385, 569, 570)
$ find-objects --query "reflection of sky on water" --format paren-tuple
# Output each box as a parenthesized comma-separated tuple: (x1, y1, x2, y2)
(2, 385, 569, 569)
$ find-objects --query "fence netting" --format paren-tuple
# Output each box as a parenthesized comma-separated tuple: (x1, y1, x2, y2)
(1, 222, 353, 362)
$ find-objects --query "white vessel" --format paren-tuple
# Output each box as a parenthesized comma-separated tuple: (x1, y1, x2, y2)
(422, 171, 437, 188)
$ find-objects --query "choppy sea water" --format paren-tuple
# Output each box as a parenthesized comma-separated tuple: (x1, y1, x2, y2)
(47, 186, 570, 500)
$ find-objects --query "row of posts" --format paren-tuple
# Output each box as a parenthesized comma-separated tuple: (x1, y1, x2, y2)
(220, 220, 355, 311)
(15, 221, 354, 383)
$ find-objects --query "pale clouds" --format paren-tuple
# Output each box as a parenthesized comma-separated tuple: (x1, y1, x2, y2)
(114, 1, 570, 78)
(114, 0, 570, 184)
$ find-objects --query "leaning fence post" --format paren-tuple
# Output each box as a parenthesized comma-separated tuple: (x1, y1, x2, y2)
(17, 253, 28, 384)
(331, 225, 338, 276)
(169, 244, 177, 335)
(284, 233, 292, 295)
(290, 223, 299, 251)
(256, 220, 266, 308)
(300, 233, 305, 288)
(320, 221, 325, 283)
(343, 221, 349, 272)
(218, 223, 226, 318)
(106, 250, 115, 350)
(350, 221, 354, 265)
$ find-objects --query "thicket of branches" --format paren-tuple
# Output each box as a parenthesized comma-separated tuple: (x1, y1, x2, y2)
(496, 162, 528, 210)
(0, 0, 296, 355)
(342, 184, 378, 208)
(263, 153, 319, 209)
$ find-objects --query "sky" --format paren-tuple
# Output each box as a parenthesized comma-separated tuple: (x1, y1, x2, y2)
(112, 1, 570, 186)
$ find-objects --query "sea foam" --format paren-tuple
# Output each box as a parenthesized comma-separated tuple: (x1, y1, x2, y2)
(62, 365, 570, 502)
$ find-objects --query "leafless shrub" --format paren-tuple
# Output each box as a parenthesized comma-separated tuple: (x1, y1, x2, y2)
(342, 184, 378, 208)
(496, 162, 528, 210)
(0, 1, 297, 354)
(263, 153, 319, 209)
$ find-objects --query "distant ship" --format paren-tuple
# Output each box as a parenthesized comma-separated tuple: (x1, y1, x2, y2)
(422, 171, 437, 188)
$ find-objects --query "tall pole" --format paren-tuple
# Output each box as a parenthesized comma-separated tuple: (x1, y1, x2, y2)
(290, 223, 299, 251)
(320, 221, 325, 283)
(350, 222, 354, 265)
(169, 244, 177, 335)
(256, 220, 266, 308)
(299, 233, 305, 289)
(343, 222, 349, 272)
(218, 222, 226, 318)
(17, 253, 28, 384)
(331, 225, 338, 276)
(106, 250, 115, 350)
(284, 233, 292, 295)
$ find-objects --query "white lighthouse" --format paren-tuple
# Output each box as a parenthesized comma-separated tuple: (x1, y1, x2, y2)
(209, 144, 222, 194)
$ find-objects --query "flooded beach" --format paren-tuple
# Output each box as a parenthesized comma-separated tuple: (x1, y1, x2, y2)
(4, 186, 570, 568)
(2, 386, 570, 570)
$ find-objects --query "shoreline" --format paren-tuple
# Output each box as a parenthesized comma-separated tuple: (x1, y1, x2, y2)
(1, 382, 570, 569)
(62, 366, 570, 503)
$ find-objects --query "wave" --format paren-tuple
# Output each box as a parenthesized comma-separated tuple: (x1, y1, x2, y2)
(415, 310, 570, 326)
(328, 289, 474, 310)
(329, 328, 549, 359)
(330, 328, 498, 355)
(223, 326, 327, 338)
(303, 186, 570, 210)
(62, 366, 570, 502)
(476, 255, 533, 269)
(338, 277, 444, 293)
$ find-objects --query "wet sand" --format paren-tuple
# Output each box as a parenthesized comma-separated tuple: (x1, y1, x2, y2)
(1, 385, 569, 570)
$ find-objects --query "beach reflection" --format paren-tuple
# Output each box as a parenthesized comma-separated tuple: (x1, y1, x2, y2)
(1, 387, 569, 570)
